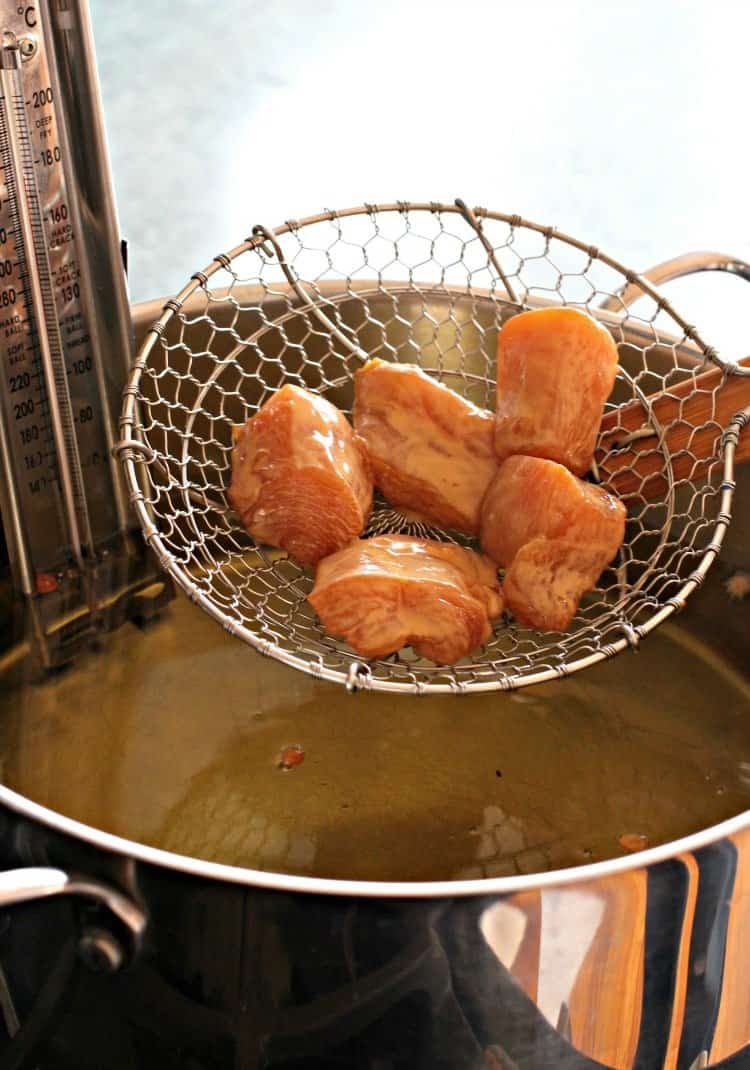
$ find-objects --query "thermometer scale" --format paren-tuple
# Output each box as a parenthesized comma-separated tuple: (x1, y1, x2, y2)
(0, 1, 169, 669)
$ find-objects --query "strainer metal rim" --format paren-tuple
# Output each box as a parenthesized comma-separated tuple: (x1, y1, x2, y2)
(118, 201, 743, 694)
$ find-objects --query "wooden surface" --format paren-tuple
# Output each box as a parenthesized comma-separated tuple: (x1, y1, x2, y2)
(710, 827, 750, 1063)
(598, 358, 750, 499)
(567, 872, 647, 1070)
(664, 854, 700, 1070)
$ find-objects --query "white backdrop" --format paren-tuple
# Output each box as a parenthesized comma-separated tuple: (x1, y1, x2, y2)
(90, 0, 750, 360)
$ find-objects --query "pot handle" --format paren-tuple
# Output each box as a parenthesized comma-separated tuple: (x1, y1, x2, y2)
(599, 250, 750, 313)
(0, 866, 145, 970)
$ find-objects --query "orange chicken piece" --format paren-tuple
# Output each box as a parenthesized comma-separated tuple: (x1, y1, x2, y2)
(354, 358, 497, 534)
(495, 307, 619, 476)
(308, 535, 503, 664)
(480, 456, 626, 631)
(228, 385, 372, 566)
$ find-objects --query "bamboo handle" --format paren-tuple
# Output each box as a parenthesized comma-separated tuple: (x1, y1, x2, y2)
(597, 359, 750, 499)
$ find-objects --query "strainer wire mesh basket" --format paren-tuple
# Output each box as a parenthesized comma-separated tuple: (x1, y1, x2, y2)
(118, 201, 749, 694)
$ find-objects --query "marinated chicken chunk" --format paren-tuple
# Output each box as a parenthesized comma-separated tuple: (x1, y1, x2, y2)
(228, 384, 372, 566)
(480, 455, 626, 567)
(308, 535, 503, 664)
(480, 456, 626, 631)
(353, 358, 497, 534)
(495, 307, 619, 476)
(504, 538, 617, 632)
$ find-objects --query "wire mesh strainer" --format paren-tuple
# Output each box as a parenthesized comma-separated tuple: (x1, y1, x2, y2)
(117, 201, 750, 694)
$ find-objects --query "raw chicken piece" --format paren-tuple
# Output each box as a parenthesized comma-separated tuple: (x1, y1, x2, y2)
(495, 307, 619, 476)
(353, 358, 497, 534)
(228, 384, 372, 566)
(480, 456, 626, 631)
(308, 535, 503, 664)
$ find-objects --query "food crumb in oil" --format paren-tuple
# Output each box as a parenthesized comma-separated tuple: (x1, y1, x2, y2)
(35, 572, 58, 594)
(619, 832, 650, 853)
(277, 744, 305, 770)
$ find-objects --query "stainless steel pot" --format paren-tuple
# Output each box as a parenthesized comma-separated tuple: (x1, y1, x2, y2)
(0, 255, 747, 1069)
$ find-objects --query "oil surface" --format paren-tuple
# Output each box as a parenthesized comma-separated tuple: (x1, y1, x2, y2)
(0, 593, 749, 882)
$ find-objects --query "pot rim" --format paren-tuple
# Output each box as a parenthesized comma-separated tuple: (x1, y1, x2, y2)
(1, 783, 748, 898)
